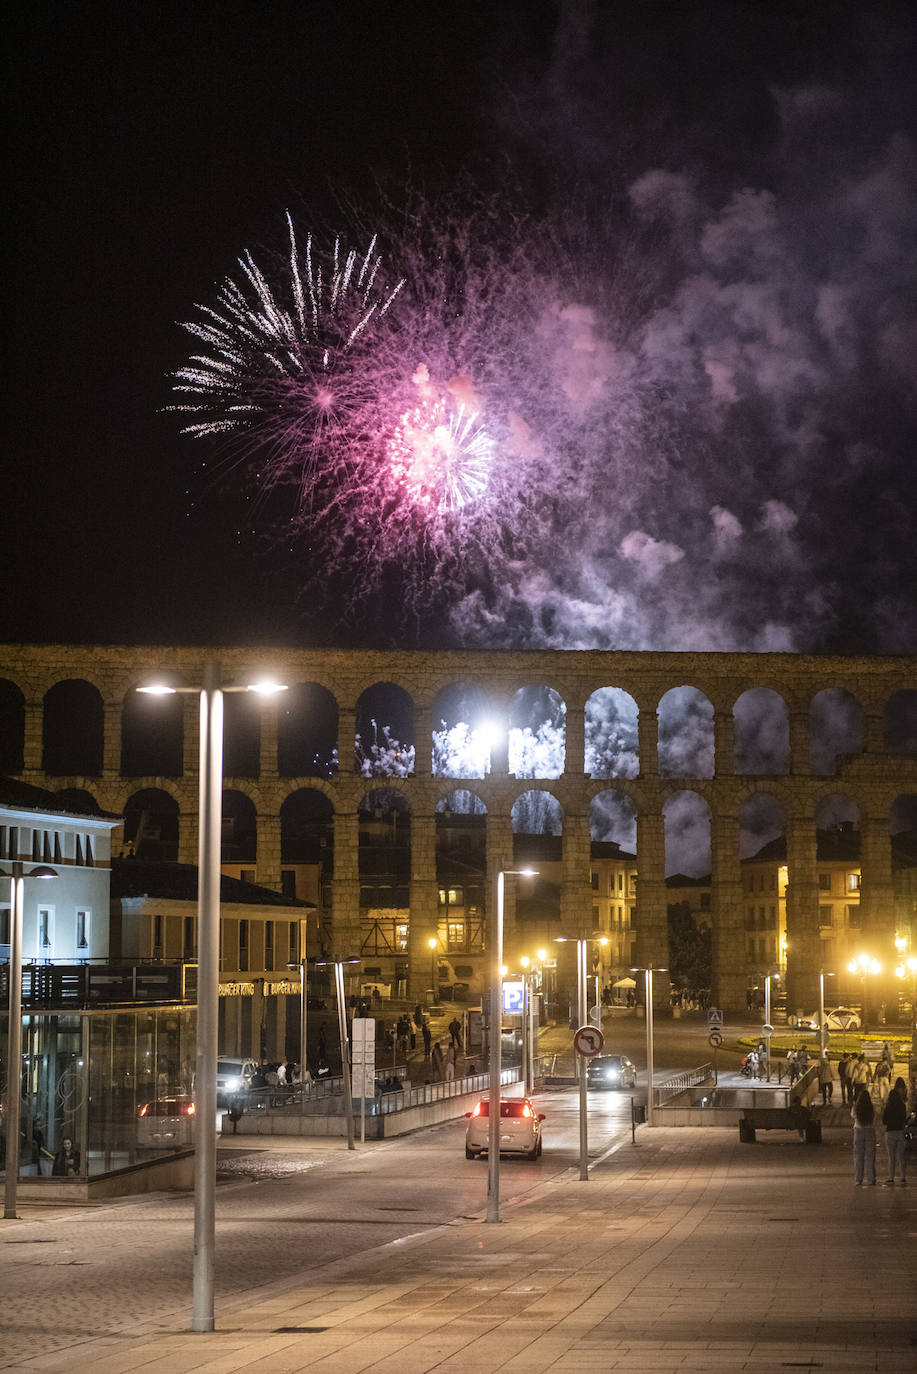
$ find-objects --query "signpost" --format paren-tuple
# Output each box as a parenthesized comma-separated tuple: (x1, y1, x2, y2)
(573, 1024, 605, 1058)
(708, 1027, 723, 1084)
(351, 1017, 375, 1144)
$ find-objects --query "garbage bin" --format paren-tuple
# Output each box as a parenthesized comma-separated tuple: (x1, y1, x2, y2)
(632, 1102, 647, 1125)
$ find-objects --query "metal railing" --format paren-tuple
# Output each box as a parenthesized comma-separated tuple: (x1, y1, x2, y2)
(235, 1065, 520, 1117)
(652, 1063, 714, 1107)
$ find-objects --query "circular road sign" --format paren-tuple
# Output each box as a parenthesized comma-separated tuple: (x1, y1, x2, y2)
(708, 1029, 723, 1049)
(762, 1023, 774, 1035)
(573, 1024, 605, 1057)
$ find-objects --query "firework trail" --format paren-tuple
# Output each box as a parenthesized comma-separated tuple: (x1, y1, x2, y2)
(170, 213, 405, 500)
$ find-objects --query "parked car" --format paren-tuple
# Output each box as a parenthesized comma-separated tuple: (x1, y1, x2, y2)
(586, 1053, 637, 1090)
(801, 1007, 862, 1032)
(217, 1057, 258, 1105)
(137, 1094, 196, 1149)
(464, 1097, 545, 1160)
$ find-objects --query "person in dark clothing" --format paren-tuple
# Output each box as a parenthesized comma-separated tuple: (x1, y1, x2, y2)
(851, 1088, 876, 1185)
(51, 1137, 81, 1177)
(882, 1077, 908, 1186)
(448, 1017, 462, 1052)
(837, 1054, 850, 1105)
(421, 1019, 432, 1055)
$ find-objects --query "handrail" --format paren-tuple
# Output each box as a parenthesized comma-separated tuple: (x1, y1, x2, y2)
(239, 1065, 521, 1116)
(653, 1063, 714, 1107)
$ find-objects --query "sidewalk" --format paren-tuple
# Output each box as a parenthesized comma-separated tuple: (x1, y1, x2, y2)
(4, 1123, 914, 1373)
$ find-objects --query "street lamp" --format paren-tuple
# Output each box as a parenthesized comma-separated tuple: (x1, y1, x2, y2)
(286, 916, 310, 1110)
(138, 663, 286, 1332)
(313, 956, 361, 1152)
(486, 866, 536, 1225)
(1, 861, 56, 1220)
(818, 969, 836, 1060)
(631, 965, 667, 1127)
(428, 935, 438, 1000)
(764, 972, 780, 1082)
(556, 933, 606, 1182)
(847, 953, 881, 1031)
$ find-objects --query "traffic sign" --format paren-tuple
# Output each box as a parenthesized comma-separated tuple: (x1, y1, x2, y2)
(761, 1023, 774, 1035)
(707, 1008, 724, 1028)
(573, 1024, 605, 1057)
(708, 1029, 723, 1049)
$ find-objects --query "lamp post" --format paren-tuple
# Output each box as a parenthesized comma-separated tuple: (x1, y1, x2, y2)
(428, 935, 438, 1001)
(2, 861, 56, 1220)
(632, 965, 667, 1127)
(764, 972, 779, 1082)
(818, 969, 835, 1060)
(286, 916, 309, 1110)
(314, 957, 360, 1151)
(138, 664, 286, 1332)
(486, 866, 535, 1224)
(556, 934, 602, 1182)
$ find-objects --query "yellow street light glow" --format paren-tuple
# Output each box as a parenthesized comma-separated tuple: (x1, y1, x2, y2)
(537, 948, 547, 961)
(248, 680, 288, 695)
(520, 956, 530, 969)
(138, 682, 176, 695)
(428, 936, 438, 950)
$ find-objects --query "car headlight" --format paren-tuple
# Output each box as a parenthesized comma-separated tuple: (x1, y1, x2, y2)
(225, 1076, 241, 1091)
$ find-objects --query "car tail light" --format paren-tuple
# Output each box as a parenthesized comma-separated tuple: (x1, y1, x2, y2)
(183, 1102, 196, 1116)
(138, 1103, 149, 1117)
(522, 1103, 533, 1118)
(472, 1102, 483, 1118)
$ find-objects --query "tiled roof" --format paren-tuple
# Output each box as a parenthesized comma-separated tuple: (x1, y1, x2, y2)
(110, 858, 313, 907)
(0, 776, 120, 822)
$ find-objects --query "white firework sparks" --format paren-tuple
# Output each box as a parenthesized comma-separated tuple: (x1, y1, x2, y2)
(388, 398, 494, 511)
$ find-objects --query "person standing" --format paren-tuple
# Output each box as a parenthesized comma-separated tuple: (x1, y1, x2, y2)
(421, 1018, 432, 1057)
(837, 1053, 850, 1105)
(873, 1056, 891, 1103)
(51, 1137, 81, 1177)
(851, 1087, 877, 1185)
(882, 1077, 908, 1186)
(817, 1054, 834, 1105)
(431, 1041, 444, 1080)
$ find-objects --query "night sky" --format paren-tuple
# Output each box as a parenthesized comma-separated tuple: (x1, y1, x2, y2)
(7, 1, 917, 653)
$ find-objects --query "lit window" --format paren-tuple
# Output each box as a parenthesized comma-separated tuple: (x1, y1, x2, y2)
(38, 907, 54, 951)
(846, 872, 861, 893)
(76, 909, 90, 950)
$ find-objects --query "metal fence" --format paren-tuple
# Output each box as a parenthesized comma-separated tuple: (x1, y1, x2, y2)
(237, 1065, 521, 1117)
(652, 1063, 714, 1107)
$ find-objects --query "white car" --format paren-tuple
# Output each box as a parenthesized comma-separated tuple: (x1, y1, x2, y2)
(217, 1057, 258, 1105)
(802, 1007, 862, 1032)
(464, 1097, 545, 1160)
(137, 1094, 196, 1149)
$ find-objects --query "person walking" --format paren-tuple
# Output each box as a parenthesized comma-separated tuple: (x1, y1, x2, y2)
(817, 1053, 834, 1105)
(421, 1018, 432, 1056)
(837, 1053, 850, 1105)
(873, 1056, 891, 1103)
(431, 1041, 444, 1080)
(851, 1087, 877, 1185)
(882, 1077, 908, 1186)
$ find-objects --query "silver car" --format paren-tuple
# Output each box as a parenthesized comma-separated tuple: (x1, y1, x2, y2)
(464, 1097, 545, 1160)
(586, 1053, 637, 1090)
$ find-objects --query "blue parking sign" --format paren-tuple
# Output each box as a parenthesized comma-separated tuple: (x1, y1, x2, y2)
(502, 980, 525, 1014)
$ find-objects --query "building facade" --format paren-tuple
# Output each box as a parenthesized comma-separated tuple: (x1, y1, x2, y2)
(2, 644, 916, 1016)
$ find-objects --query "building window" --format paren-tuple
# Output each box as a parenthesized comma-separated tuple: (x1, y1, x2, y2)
(818, 906, 833, 927)
(0, 907, 9, 945)
(592, 905, 600, 925)
(846, 872, 861, 893)
(289, 922, 298, 963)
(818, 873, 831, 892)
(184, 916, 196, 957)
(38, 907, 54, 954)
(281, 871, 296, 899)
(265, 920, 274, 969)
(85, 835, 94, 866)
(700, 893, 711, 911)
(846, 904, 861, 929)
(439, 887, 464, 907)
(76, 909, 90, 951)
(591, 872, 599, 890)
(447, 920, 466, 951)
(153, 913, 163, 958)
(239, 919, 249, 971)
(240, 869, 255, 886)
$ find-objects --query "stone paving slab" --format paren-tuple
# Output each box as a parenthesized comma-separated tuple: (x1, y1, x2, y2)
(2, 1127, 915, 1373)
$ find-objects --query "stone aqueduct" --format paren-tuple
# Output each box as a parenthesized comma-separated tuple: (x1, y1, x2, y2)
(2, 643, 916, 1016)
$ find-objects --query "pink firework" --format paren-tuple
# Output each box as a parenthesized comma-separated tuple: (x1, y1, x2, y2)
(387, 397, 494, 512)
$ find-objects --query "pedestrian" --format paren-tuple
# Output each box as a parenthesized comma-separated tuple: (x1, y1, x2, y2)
(851, 1087, 877, 1185)
(817, 1053, 833, 1105)
(874, 1056, 891, 1103)
(849, 1054, 869, 1097)
(881, 1041, 894, 1069)
(881, 1077, 908, 1186)
(786, 1049, 798, 1085)
(444, 1043, 455, 1081)
(51, 1136, 81, 1177)
(837, 1053, 850, 1105)
(276, 1058, 287, 1085)
(797, 1044, 808, 1072)
(431, 1041, 444, 1080)
(448, 1016, 462, 1052)
(421, 1018, 432, 1056)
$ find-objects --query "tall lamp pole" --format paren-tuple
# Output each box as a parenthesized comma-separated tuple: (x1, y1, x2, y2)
(632, 965, 667, 1127)
(818, 969, 835, 1060)
(139, 665, 286, 1332)
(486, 866, 535, 1224)
(2, 861, 56, 1220)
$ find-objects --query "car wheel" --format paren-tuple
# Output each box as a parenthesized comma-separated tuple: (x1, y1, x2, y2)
(536, 1137, 543, 1157)
(527, 1144, 538, 1160)
(465, 1147, 476, 1160)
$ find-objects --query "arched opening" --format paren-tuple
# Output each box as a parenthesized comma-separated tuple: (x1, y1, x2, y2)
(658, 686, 714, 778)
(809, 688, 865, 775)
(358, 789, 411, 987)
(123, 788, 179, 861)
(738, 794, 786, 999)
(509, 685, 565, 779)
(663, 790, 711, 878)
(733, 689, 789, 775)
(589, 791, 638, 981)
(222, 692, 261, 778)
(432, 682, 492, 778)
(434, 790, 487, 995)
(885, 690, 917, 755)
(511, 790, 563, 950)
(355, 682, 415, 777)
(665, 791, 713, 1002)
(43, 680, 103, 776)
(221, 790, 258, 863)
(0, 679, 25, 773)
(278, 683, 338, 777)
(122, 684, 183, 777)
(585, 687, 638, 778)
(891, 795, 917, 1021)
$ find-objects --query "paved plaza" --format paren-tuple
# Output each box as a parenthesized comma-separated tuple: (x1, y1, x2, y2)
(2, 1115, 915, 1374)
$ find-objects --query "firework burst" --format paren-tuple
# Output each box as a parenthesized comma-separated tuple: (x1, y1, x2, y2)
(387, 397, 494, 512)
(169, 213, 405, 493)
